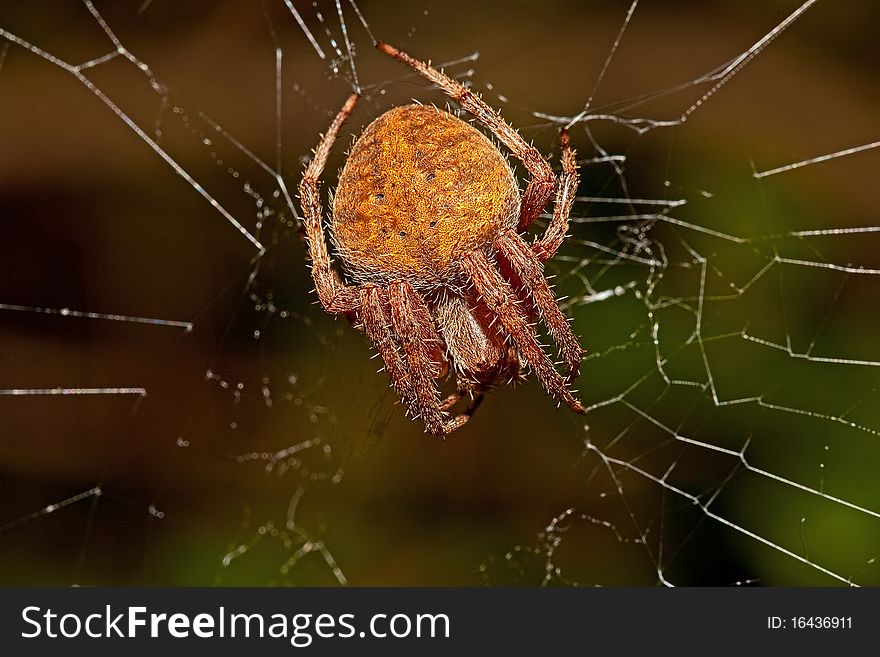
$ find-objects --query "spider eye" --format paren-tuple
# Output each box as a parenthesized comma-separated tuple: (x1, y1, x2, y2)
(426, 173, 435, 181)
(399, 230, 407, 238)
(374, 193, 385, 200)
(429, 220, 437, 228)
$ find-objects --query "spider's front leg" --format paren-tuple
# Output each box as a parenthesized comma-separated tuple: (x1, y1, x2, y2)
(496, 228, 583, 381)
(389, 282, 481, 435)
(299, 93, 360, 314)
(362, 283, 466, 436)
(462, 251, 585, 414)
(360, 286, 425, 425)
(387, 282, 448, 435)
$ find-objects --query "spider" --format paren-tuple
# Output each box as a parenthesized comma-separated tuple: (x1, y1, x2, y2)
(299, 42, 585, 436)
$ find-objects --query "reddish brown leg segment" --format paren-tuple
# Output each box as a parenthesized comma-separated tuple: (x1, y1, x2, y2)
(388, 282, 448, 435)
(388, 282, 480, 435)
(534, 128, 580, 262)
(496, 228, 583, 380)
(377, 42, 555, 232)
(462, 251, 584, 414)
(299, 93, 360, 314)
(360, 286, 420, 416)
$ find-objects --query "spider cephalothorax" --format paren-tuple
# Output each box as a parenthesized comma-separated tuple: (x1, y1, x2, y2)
(299, 42, 585, 436)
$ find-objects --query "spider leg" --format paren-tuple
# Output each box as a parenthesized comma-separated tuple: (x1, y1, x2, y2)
(496, 228, 583, 381)
(462, 251, 585, 414)
(299, 93, 360, 314)
(387, 282, 451, 436)
(377, 42, 554, 232)
(361, 284, 463, 436)
(533, 128, 580, 262)
(360, 286, 423, 422)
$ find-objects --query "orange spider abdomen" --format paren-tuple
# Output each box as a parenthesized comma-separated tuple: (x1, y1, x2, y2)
(332, 104, 520, 288)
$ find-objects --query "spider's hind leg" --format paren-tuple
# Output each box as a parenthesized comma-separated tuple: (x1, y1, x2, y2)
(533, 128, 580, 263)
(299, 93, 361, 315)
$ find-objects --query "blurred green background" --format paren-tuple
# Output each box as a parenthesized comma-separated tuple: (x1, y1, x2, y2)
(1, 0, 878, 586)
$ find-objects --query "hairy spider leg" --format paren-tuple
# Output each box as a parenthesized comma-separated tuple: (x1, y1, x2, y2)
(377, 42, 554, 233)
(388, 282, 453, 435)
(462, 251, 584, 414)
(299, 93, 361, 314)
(360, 283, 473, 436)
(495, 228, 583, 381)
(534, 128, 579, 262)
(360, 286, 424, 420)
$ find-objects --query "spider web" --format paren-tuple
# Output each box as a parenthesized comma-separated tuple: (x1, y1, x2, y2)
(1, 0, 878, 586)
